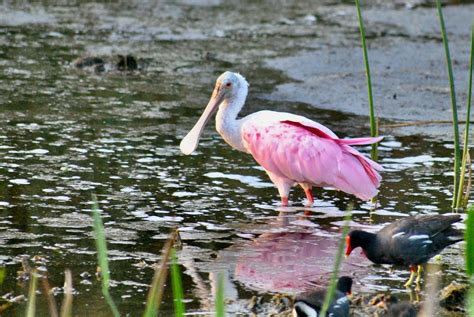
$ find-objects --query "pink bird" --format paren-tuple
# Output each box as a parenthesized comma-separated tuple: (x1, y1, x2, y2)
(180, 72, 383, 206)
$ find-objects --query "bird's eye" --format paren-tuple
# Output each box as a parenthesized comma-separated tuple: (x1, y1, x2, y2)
(226, 82, 232, 87)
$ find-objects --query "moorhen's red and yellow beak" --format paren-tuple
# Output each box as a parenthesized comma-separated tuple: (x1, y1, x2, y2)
(345, 235, 353, 258)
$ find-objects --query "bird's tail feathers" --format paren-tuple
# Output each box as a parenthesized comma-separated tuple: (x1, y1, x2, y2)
(336, 136, 384, 146)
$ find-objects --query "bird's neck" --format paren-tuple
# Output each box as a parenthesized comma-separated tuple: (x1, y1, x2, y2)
(215, 88, 248, 152)
(354, 231, 377, 257)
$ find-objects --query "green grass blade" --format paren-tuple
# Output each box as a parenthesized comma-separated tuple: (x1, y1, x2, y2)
(26, 271, 38, 317)
(320, 208, 352, 317)
(0, 268, 5, 286)
(355, 0, 378, 161)
(215, 272, 225, 317)
(466, 205, 474, 315)
(456, 22, 474, 209)
(468, 281, 474, 317)
(170, 249, 185, 317)
(91, 195, 120, 317)
(466, 205, 474, 276)
(143, 230, 179, 317)
(436, 0, 461, 208)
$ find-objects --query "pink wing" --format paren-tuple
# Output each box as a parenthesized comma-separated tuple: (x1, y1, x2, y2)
(241, 120, 383, 200)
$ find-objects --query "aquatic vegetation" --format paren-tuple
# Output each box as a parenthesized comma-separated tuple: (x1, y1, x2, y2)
(466, 205, 474, 314)
(320, 209, 352, 317)
(25, 271, 37, 317)
(354, 0, 378, 161)
(143, 230, 179, 317)
(171, 248, 185, 317)
(456, 23, 474, 209)
(60, 270, 73, 317)
(215, 273, 226, 317)
(40, 275, 59, 317)
(91, 196, 120, 317)
(435, 0, 463, 208)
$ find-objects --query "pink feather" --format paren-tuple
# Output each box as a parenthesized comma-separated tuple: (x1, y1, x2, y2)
(242, 120, 383, 200)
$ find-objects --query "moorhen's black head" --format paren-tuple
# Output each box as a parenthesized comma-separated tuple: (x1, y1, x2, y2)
(345, 230, 376, 256)
(336, 276, 353, 295)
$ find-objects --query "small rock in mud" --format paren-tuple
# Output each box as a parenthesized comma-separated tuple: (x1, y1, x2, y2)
(72, 54, 141, 73)
(439, 281, 469, 311)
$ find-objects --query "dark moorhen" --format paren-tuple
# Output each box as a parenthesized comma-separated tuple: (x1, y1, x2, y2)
(345, 214, 463, 287)
(293, 276, 352, 317)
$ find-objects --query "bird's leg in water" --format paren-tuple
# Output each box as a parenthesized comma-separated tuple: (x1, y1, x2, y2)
(281, 196, 289, 207)
(304, 189, 314, 206)
(415, 265, 423, 285)
(300, 183, 314, 206)
(404, 265, 417, 288)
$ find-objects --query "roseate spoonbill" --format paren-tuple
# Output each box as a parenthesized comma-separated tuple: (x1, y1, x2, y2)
(180, 71, 383, 206)
(345, 214, 463, 287)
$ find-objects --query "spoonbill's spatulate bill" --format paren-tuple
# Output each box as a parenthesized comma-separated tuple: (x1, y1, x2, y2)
(180, 71, 383, 206)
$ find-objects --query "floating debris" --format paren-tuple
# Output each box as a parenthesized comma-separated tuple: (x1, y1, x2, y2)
(72, 54, 141, 73)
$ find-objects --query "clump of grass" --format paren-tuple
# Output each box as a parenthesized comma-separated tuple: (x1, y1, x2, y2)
(170, 248, 185, 317)
(435, 0, 463, 208)
(354, 0, 378, 161)
(91, 195, 120, 317)
(456, 23, 474, 209)
(320, 207, 352, 317)
(215, 272, 225, 317)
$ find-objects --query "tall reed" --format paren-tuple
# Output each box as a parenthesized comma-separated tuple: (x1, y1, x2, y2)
(456, 23, 474, 209)
(436, 0, 462, 208)
(91, 196, 120, 317)
(320, 208, 352, 317)
(355, 0, 378, 161)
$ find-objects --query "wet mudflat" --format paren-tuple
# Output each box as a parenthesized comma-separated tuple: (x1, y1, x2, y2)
(0, 0, 472, 316)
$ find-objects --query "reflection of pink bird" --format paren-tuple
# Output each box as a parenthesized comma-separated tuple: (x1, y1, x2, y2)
(180, 72, 383, 206)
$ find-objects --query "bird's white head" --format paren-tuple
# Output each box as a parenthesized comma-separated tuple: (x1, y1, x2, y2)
(180, 71, 249, 155)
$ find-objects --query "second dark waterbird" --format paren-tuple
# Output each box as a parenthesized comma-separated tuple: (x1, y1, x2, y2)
(293, 276, 352, 317)
(345, 214, 463, 287)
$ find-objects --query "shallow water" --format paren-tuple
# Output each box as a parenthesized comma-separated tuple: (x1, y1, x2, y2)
(0, 0, 471, 316)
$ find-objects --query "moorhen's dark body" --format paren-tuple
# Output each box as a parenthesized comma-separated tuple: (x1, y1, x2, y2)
(293, 276, 352, 317)
(345, 214, 463, 286)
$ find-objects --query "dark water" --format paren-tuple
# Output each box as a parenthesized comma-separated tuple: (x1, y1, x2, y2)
(0, 1, 470, 316)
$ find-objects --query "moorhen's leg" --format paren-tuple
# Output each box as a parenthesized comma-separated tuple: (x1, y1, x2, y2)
(404, 265, 417, 288)
(415, 265, 423, 284)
